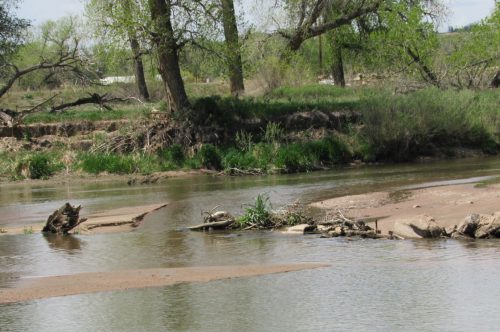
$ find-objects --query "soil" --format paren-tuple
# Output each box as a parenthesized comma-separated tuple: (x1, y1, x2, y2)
(311, 183, 500, 235)
(0, 263, 329, 305)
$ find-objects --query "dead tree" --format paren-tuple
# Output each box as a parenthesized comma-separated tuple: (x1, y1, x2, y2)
(42, 203, 87, 235)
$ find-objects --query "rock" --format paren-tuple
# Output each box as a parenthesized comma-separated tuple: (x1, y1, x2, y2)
(474, 212, 500, 239)
(284, 224, 317, 234)
(317, 225, 331, 232)
(444, 225, 458, 237)
(394, 215, 444, 239)
(457, 214, 480, 237)
(451, 232, 474, 240)
(413, 205, 421, 209)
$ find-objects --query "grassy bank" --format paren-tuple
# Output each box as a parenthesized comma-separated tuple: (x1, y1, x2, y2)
(1, 85, 498, 181)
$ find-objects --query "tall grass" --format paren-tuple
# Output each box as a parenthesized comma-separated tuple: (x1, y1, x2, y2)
(357, 88, 499, 161)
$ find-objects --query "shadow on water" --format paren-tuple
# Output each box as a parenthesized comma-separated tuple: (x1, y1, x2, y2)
(43, 234, 83, 253)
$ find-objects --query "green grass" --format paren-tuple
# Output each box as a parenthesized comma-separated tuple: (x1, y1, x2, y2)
(356, 88, 499, 161)
(237, 194, 273, 229)
(1, 84, 498, 181)
(23, 105, 151, 124)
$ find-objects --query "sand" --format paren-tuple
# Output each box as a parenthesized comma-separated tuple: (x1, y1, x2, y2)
(0, 263, 329, 305)
(311, 183, 500, 234)
(0, 203, 168, 235)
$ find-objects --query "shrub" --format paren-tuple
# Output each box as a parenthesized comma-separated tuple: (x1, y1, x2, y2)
(78, 153, 136, 174)
(238, 194, 273, 228)
(15, 153, 63, 179)
(162, 144, 185, 167)
(275, 144, 312, 172)
(198, 144, 222, 170)
(222, 149, 259, 170)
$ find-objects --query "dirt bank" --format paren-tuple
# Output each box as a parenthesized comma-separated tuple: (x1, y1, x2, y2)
(311, 183, 500, 235)
(0, 203, 168, 235)
(0, 263, 329, 305)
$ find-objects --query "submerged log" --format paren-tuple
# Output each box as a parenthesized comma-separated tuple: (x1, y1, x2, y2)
(42, 203, 87, 234)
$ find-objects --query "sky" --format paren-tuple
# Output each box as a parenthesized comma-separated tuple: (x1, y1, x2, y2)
(15, 0, 497, 32)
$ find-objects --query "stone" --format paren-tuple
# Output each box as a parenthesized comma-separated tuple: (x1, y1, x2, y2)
(451, 232, 473, 240)
(444, 225, 458, 237)
(317, 225, 331, 232)
(413, 205, 421, 209)
(474, 212, 500, 239)
(457, 214, 480, 237)
(393, 215, 444, 239)
(284, 224, 317, 234)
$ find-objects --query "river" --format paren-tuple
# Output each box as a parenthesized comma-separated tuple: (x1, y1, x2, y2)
(1, 157, 500, 331)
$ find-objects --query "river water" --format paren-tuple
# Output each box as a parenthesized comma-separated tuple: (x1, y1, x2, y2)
(1, 157, 500, 331)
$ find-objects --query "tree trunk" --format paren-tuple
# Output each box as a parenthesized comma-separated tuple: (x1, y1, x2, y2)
(129, 37, 150, 100)
(149, 0, 190, 112)
(123, 0, 149, 100)
(491, 70, 500, 88)
(331, 40, 345, 87)
(406, 47, 440, 88)
(221, 0, 245, 97)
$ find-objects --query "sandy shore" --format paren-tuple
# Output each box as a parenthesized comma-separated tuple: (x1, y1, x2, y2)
(0, 203, 168, 235)
(0, 263, 328, 305)
(311, 183, 500, 235)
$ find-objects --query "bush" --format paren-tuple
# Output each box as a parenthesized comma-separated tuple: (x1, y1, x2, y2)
(78, 153, 136, 174)
(275, 144, 312, 172)
(198, 144, 222, 170)
(238, 194, 273, 228)
(162, 144, 185, 167)
(222, 149, 259, 170)
(15, 153, 63, 179)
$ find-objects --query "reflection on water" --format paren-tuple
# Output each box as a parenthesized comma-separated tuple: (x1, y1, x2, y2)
(0, 157, 500, 331)
(43, 234, 83, 253)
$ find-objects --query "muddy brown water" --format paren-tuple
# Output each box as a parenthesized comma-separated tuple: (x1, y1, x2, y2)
(1, 157, 500, 331)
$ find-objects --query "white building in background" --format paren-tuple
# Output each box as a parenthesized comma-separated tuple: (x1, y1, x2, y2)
(99, 76, 135, 85)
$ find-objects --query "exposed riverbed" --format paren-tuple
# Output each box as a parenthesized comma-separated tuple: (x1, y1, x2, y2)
(1, 157, 500, 331)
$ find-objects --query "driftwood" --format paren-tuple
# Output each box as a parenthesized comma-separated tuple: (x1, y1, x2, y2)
(188, 218, 235, 231)
(189, 208, 235, 231)
(42, 203, 87, 234)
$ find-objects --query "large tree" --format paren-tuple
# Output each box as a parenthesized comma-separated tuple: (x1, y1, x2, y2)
(86, 0, 150, 100)
(0, 11, 85, 99)
(221, 0, 245, 96)
(148, 0, 190, 112)
(279, 0, 383, 52)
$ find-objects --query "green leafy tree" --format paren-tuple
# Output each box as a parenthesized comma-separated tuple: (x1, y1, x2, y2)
(446, 3, 500, 88)
(86, 0, 151, 99)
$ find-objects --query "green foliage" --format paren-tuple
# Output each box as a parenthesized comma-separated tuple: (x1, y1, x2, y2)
(14, 153, 64, 179)
(162, 144, 185, 167)
(23, 105, 147, 124)
(263, 122, 285, 144)
(237, 194, 273, 229)
(197, 144, 222, 170)
(445, 4, 500, 88)
(222, 148, 259, 170)
(235, 130, 254, 151)
(78, 153, 135, 174)
(358, 88, 499, 161)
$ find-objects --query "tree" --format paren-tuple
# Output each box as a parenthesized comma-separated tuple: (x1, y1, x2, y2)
(0, 15, 86, 99)
(86, 0, 150, 100)
(279, 0, 382, 52)
(446, 3, 500, 88)
(221, 0, 245, 96)
(148, 0, 190, 112)
(0, 0, 29, 65)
